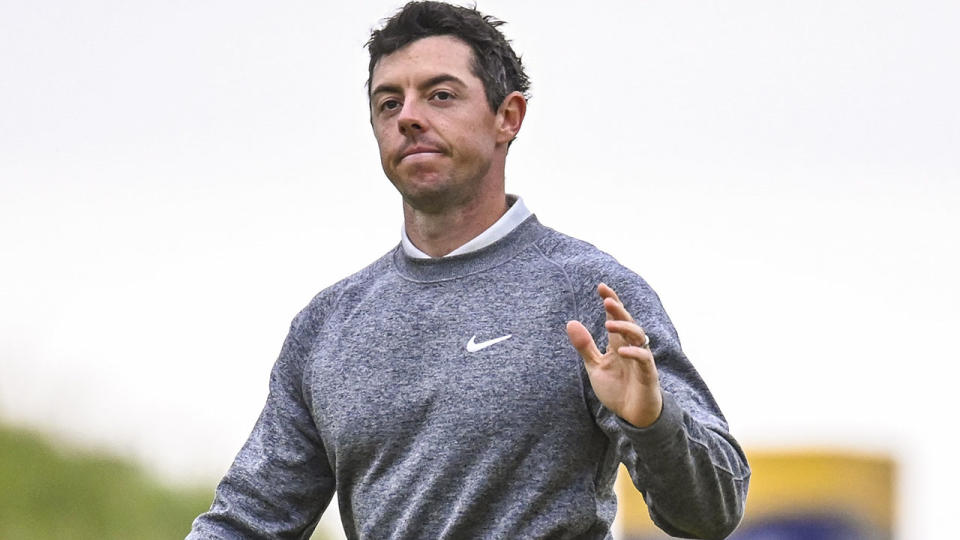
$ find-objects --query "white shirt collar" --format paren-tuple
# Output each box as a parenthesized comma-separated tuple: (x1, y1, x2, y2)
(401, 195, 532, 259)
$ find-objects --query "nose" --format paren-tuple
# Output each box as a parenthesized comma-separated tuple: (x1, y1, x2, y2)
(397, 99, 426, 136)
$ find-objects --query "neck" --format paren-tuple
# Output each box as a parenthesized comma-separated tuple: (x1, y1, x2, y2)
(403, 190, 508, 257)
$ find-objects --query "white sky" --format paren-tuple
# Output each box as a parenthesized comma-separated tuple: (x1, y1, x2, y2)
(1, 1, 958, 538)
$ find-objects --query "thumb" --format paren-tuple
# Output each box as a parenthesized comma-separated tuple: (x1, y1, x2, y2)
(566, 320, 602, 365)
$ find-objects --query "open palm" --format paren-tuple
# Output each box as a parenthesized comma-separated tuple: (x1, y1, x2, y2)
(566, 283, 663, 428)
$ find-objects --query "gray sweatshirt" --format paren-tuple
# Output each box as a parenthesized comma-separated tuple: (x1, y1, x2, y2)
(188, 216, 750, 539)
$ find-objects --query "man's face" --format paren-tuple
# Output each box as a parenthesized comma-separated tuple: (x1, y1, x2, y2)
(370, 35, 501, 213)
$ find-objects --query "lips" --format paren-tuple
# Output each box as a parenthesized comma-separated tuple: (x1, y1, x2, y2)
(399, 143, 444, 163)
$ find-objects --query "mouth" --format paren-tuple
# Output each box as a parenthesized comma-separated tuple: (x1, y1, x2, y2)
(399, 145, 444, 162)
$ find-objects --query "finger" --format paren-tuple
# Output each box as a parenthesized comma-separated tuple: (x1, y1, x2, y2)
(598, 283, 634, 323)
(566, 320, 603, 365)
(598, 283, 617, 323)
(597, 282, 623, 304)
(598, 284, 615, 323)
(605, 320, 650, 348)
(616, 345, 660, 383)
(603, 296, 634, 323)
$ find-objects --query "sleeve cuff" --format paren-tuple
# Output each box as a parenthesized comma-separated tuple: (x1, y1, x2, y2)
(613, 391, 685, 450)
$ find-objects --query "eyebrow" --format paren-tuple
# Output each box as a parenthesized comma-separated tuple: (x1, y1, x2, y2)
(370, 74, 467, 98)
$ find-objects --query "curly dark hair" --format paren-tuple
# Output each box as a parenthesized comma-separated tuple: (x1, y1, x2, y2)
(366, 1, 531, 112)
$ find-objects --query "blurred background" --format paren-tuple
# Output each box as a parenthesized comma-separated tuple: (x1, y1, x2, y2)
(1, 1, 957, 538)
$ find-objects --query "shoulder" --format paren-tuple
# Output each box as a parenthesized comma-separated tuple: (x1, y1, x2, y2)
(532, 224, 673, 336)
(532, 226, 654, 298)
(288, 247, 399, 340)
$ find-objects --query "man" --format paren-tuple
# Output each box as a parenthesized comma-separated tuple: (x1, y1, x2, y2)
(189, 2, 749, 539)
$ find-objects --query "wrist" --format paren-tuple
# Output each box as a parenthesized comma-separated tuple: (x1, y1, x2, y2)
(622, 390, 663, 428)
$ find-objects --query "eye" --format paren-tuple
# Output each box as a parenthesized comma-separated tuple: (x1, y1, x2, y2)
(432, 91, 453, 102)
(380, 98, 401, 112)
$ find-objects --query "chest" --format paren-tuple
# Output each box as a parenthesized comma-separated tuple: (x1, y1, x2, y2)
(304, 273, 592, 464)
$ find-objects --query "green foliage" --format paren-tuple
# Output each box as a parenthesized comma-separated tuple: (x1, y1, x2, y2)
(0, 424, 214, 540)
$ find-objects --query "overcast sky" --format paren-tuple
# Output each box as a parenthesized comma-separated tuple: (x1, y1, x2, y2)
(1, 1, 958, 538)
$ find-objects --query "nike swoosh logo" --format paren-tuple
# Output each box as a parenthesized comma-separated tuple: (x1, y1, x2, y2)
(466, 334, 512, 352)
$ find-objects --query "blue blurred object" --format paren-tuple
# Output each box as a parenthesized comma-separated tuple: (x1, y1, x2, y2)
(732, 514, 873, 540)
(616, 451, 895, 540)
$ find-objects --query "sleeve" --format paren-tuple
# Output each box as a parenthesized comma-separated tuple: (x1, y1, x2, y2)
(187, 310, 336, 540)
(583, 270, 750, 539)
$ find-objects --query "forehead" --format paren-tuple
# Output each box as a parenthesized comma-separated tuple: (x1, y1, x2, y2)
(371, 35, 478, 88)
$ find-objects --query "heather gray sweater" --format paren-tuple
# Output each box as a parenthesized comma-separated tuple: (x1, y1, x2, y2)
(188, 216, 749, 539)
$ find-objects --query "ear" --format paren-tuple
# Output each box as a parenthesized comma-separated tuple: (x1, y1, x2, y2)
(495, 91, 527, 145)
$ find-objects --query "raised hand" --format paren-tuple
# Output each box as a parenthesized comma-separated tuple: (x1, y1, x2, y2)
(566, 283, 663, 428)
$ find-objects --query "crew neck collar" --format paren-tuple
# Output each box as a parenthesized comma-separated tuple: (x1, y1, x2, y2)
(401, 195, 531, 259)
(392, 214, 547, 283)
